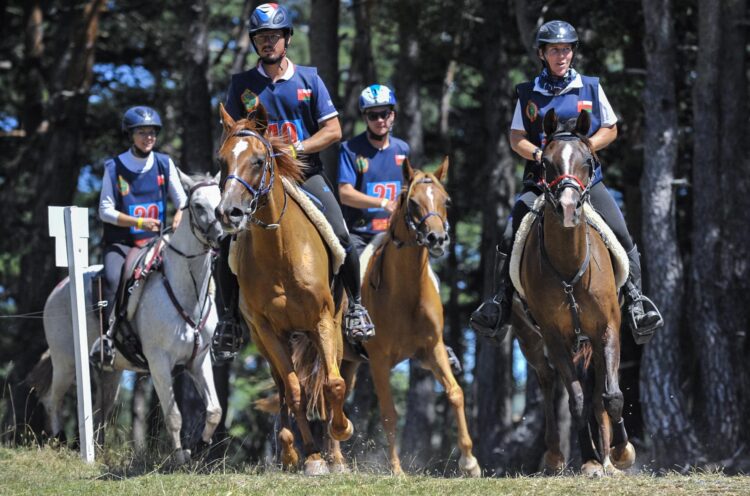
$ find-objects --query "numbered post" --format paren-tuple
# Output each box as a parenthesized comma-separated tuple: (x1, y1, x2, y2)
(48, 206, 94, 463)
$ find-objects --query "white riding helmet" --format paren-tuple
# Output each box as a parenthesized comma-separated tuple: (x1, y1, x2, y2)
(358, 84, 397, 112)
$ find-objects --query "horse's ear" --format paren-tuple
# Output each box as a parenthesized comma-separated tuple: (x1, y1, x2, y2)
(219, 103, 235, 134)
(543, 108, 558, 137)
(433, 156, 450, 183)
(575, 110, 591, 135)
(402, 157, 416, 184)
(248, 102, 269, 134)
(213, 170, 221, 183)
(177, 167, 194, 191)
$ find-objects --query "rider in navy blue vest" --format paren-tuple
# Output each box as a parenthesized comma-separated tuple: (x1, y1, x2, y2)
(90, 106, 188, 366)
(338, 85, 409, 254)
(470, 20, 663, 346)
(213, 3, 376, 361)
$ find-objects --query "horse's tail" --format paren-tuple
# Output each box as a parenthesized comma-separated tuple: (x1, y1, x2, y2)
(26, 350, 53, 398)
(290, 332, 327, 421)
(572, 340, 593, 370)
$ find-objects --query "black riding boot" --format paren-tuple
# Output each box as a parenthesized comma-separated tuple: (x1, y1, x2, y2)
(341, 247, 375, 344)
(624, 245, 663, 344)
(211, 237, 246, 362)
(470, 247, 513, 344)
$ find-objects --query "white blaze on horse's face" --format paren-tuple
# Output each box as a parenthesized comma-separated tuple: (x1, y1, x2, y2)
(232, 139, 249, 161)
(559, 142, 580, 228)
(425, 185, 435, 211)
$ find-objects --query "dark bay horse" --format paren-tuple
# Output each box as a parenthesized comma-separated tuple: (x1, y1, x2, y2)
(513, 109, 635, 476)
(346, 158, 480, 476)
(216, 103, 352, 475)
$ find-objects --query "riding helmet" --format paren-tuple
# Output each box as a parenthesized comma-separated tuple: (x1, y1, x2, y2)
(535, 20, 579, 49)
(358, 85, 397, 112)
(248, 3, 294, 36)
(121, 106, 162, 134)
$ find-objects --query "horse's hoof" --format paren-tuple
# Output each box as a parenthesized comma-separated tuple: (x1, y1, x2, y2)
(329, 418, 354, 442)
(459, 455, 481, 477)
(612, 441, 636, 470)
(581, 460, 604, 478)
(173, 449, 191, 467)
(543, 450, 566, 474)
(329, 462, 350, 474)
(281, 448, 300, 471)
(603, 458, 624, 477)
(304, 458, 330, 476)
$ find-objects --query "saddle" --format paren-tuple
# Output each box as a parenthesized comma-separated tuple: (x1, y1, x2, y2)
(110, 236, 166, 369)
(509, 196, 629, 302)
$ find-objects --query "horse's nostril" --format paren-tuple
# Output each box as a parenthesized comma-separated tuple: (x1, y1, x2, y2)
(214, 206, 223, 219)
(228, 207, 244, 221)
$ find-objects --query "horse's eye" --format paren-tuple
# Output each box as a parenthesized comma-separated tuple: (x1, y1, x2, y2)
(445, 198, 453, 208)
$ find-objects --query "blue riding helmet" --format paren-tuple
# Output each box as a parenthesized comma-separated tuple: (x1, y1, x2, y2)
(122, 106, 162, 134)
(535, 20, 579, 49)
(358, 85, 397, 112)
(248, 3, 294, 36)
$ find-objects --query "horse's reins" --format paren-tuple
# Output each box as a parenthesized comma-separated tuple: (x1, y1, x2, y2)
(537, 132, 596, 353)
(222, 129, 288, 230)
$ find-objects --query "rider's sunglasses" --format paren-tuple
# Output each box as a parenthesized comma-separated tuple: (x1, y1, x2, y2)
(365, 110, 392, 122)
(253, 33, 284, 45)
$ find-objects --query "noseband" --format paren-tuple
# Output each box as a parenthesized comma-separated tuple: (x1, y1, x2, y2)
(221, 129, 287, 230)
(395, 176, 450, 248)
(539, 132, 595, 210)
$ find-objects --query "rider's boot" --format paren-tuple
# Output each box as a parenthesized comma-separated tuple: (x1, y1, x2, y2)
(470, 247, 513, 344)
(624, 245, 663, 344)
(211, 238, 246, 362)
(341, 248, 375, 344)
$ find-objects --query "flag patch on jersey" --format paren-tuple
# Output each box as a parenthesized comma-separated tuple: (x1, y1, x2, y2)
(241, 89, 259, 113)
(297, 88, 312, 102)
(577, 100, 593, 113)
(157, 174, 165, 186)
(395, 154, 406, 166)
(117, 175, 130, 196)
(356, 156, 369, 174)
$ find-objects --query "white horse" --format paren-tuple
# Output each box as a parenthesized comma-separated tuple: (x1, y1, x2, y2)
(29, 172, 223, 465)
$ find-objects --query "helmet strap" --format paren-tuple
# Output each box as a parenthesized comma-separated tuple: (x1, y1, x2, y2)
(131, 143, 150, 158)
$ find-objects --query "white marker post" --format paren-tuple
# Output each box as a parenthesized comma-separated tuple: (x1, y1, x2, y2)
(48, 206, 94, 463)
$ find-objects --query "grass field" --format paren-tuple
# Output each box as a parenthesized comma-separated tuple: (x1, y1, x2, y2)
(1, 447, 749, 495)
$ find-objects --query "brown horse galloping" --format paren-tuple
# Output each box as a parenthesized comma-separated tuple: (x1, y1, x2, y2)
(216, 103, 352, 476)
(347, 158, 480, 476)
(513, 109, 635, 476)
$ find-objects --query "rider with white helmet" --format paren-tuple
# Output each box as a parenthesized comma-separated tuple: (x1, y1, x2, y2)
(470, 20, 663, 346)
(338, 84, 409, 254)
(90, 106, 188, 366)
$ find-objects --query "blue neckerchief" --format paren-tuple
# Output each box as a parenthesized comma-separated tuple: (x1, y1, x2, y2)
(538, 67, 577, 95)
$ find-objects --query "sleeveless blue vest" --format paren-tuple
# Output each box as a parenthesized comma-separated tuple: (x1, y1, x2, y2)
(516, 75, 604, 187)
(102, 152, 169, 246)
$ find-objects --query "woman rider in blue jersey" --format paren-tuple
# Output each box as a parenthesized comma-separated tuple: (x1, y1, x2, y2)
(470, 20, 662, 346)
(212, 3, 375, 361)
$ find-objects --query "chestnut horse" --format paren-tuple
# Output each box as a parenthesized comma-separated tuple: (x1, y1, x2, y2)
(215, 103, 352, 476)
(346, 158, 480, 476)
(513, 109, 635, 476)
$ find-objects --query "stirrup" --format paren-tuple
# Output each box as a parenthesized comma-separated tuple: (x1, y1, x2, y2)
(344, 303, 375, 344)
(626, 295, 664, 345)
(90, 335, 115, 370)
(469, 295, 510, 344)
(211, 317, 245, 362)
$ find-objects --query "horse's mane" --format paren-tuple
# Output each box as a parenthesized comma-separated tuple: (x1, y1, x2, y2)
(224, 119, 306, 183)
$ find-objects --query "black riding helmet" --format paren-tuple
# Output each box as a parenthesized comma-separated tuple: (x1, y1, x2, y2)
(121, 106, 162, 137)
(535, 20, 579, 49)
(248, 3, 293, 54)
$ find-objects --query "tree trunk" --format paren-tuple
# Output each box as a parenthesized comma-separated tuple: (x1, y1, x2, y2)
(689, 0, 739, 460)
(639, 0, 705, 469)
(308, 0, 340, 182)
(393, 0, 423, 166)
(341, 0, 376, 138)
(179, 0, 213, 173)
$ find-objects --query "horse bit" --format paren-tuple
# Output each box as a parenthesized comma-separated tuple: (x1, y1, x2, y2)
(222, 129, 288, 230)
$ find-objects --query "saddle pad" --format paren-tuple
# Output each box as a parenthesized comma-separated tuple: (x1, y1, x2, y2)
(228, 178, 345, 276)
(359, 232, 440, 293)
(509, 196, 628, 301)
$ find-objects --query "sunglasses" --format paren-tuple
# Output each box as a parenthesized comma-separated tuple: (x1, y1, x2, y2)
(365, 110, 392, 121)
(253, 33, 283, 45)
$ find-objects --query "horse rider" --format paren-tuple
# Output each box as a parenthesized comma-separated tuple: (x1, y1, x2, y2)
(212, 3, 375, 360)
(338, 84, 407, 255)
(470, 20, 663, 345)
(90, 106, 188, 366)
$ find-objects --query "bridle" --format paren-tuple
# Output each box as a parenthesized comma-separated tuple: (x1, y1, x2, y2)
(539, 132, 595, 211)
(221, 129, 288, 230)
(393, 175, 450, 248)
(164, 179, 222, 258)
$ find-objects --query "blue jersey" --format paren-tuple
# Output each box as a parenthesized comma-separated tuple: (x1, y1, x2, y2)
(102, 152, 169, 246)
(338, 133, 410, 235)
(225, 64, 338, 178)
(516, 75, 604, 187)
